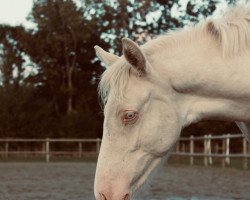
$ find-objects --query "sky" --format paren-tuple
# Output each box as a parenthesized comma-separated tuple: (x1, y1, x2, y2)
(0, 0, 34, 27)
(0, 0, 84, 28)
(0, 0, 248, 28)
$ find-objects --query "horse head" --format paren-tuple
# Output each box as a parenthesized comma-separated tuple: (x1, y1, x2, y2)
(94, 38, 182, 200)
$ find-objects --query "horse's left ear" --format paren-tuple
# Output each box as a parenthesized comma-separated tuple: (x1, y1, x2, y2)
(122, 38, 146, 75)
(94, 45, 119, 66)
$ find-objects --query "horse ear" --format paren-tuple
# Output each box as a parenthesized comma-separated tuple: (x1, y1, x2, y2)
(122, 38, 146, 75)
(94, 45, 119, 66)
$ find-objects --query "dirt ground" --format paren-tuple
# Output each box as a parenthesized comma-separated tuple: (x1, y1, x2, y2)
(0, 162, 249, 200)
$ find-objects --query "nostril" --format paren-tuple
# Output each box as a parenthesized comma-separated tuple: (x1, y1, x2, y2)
(100, 193, 107, 200)
(123, 193, 130, 200)
(98, 192, 130, 200)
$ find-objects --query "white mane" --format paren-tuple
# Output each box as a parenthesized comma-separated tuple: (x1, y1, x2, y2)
(144, 6, 250, 56)
(212, 6, 250, 56)
(98, 60, 132, 105)
(99, 6, 250, 105)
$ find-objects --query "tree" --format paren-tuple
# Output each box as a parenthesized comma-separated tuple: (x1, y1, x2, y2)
(21, 0, 107, 138)
(0, 0, 238, 138)
(0, 26, 25, 88)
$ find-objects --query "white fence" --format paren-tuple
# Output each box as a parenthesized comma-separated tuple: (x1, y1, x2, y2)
(0, 138, 101, 162)
(0, 134, 249, 168)
(172, 134, 250, 169)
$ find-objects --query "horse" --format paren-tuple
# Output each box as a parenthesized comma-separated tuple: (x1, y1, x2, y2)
(94, 6, 250, 200)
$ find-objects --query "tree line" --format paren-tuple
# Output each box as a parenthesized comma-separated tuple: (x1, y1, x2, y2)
(0, 0, 238, 138)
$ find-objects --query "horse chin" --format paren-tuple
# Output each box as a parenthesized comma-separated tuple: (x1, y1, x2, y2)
(131, 156, 162, 196)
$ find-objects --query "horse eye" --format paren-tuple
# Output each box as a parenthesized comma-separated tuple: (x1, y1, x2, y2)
(121, 110, 139, 125)
(126, 112, 135, 119)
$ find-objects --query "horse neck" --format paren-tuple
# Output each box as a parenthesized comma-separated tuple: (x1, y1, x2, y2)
(147, 36, 250, 125)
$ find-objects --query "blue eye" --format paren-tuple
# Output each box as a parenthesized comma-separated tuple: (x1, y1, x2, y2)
(125, 112, 135, 119)
(122, 110, 139, 125)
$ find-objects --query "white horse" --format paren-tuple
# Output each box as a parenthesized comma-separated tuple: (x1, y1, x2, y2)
(94, 6, 250, 200)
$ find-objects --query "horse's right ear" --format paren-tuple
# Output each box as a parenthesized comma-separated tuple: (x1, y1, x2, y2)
(94, 45, 119, 66)
(122, 38, 146, 76)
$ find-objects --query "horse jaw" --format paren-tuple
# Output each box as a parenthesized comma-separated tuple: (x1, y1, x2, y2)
(94, 138, 167, 200)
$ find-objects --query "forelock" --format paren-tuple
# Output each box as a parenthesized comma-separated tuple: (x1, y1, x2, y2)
(98, 60, 133, 106)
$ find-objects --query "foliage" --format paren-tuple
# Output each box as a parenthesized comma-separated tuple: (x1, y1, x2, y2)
(0, 0, 237, 138)
(0, 26, 25, 88)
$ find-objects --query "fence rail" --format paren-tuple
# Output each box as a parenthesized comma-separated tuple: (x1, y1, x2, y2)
(0, 134, 249, 168)
(174, 133, 250, 169)
(0, 138, 101, 163)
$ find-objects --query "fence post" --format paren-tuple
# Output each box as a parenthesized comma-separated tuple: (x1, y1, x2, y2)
(208, 134, 213, 165)
(96, 138, 100, 155)
(78, 142, 82, 158)
(204, 135, 208, 166)
(226, 134, 230, 165)
(190, 135, 194, 166)
(5, 141, 9, 159)
(243, 137, 248, 169)
(222, 135, 226, 168)
(46, 138, 50, 163)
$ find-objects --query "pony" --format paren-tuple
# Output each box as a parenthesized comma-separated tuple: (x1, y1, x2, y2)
(94, 6, 250, 200)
